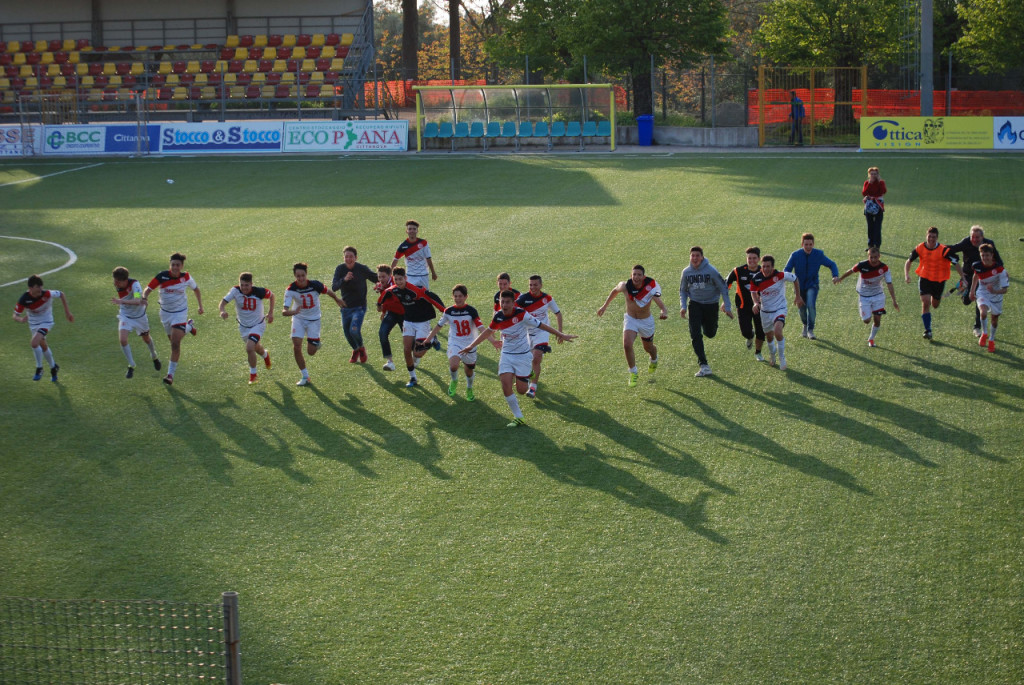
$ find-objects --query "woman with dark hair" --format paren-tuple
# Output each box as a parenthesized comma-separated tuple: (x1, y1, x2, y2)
(862, 166, 887, 249)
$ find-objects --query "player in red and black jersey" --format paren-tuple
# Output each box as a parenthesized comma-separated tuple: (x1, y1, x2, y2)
(376, 267, 445, 387)
(13, 274, 73, 381)
(143, 252, 204, 385)
(390, 220, 437, 288)
(374, 264, 404, 371)
(111, 266, 161, 379)
(493, 272, 521, 313)
(726, 247, 767, 361)
(515, 275, 563, 398)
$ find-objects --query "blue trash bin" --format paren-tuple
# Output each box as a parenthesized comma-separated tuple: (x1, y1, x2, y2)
(636, 115, 654, 146)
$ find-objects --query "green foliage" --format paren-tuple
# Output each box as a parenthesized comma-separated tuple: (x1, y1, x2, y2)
(756, 0, 902, 67)
(956, 0, 1024, 74)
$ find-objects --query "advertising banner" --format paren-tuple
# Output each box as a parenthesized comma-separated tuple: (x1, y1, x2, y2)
(42, 125, 107, 155)
(282, 120, 408, 152)
(860, 117, 993, 150)
(0, 125, 39, 156)
(105, 125, 162, 154)
(993, 117, 1024, 150)
(159, 122, 284, 155)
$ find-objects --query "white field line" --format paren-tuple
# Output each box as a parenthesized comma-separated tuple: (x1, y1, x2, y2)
(0, 236, 78, 288)
(0, 162, 104, 188)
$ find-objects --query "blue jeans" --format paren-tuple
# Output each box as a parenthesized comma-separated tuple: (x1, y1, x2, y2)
(798, 286, 819, 331)
(378, 311, 403, 358)
(341, 306, 366, 350)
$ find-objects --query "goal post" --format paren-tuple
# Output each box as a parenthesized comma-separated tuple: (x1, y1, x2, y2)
(413, 84, 616, 151)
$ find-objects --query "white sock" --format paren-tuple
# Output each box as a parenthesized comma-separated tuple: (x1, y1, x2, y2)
(43, 348, 55, 367)
(414, 357, 420, 368)
(629, 366, 638, 374)
(990, 324, 997, 341)
(409, 369, 417, 380)
(981, 319, 989, 335)
(122, 344, 135, 366)
(450, 370, 458, 381)
(869, 326, 879, 340)
(249, 366, 257, 374)
(768, 341, 777, 354)
(146, 338, 157, 357)
(650, 356, 658, 364)
(301, 368, 309, 379)
(32, 347, 44, 366)
(262, 350, 269, 359)
(168, 361, 178, 376)
(777, 339, 785, 356)
(466, 374, 474, 388)
(505, 394, 523, 418)
(529, 381, 537, 390)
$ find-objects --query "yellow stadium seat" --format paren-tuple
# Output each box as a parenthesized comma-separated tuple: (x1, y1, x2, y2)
(253, 35, 267, 48)
(80, 75, 94, 88)
(301, 59, 315, 72)
(53, 75, 66, 88)
(243, 59, 258, 73)
(186, 60, 200, 74)
(24, 77, 38, 89)
(68, 51, 80, 64)
(330, 58, 344, 71)
(103, 63, 116, 76)
(281, 34, 296, 47)
(34, 40, 47, 52)
(165, 74, 179, 86)
(229, 85, 245, 99)
(225, 35, 240, 48)
(76, 63, 89, 76)
(251, 72, 265, 84)
(320, 84, 335, 98)
(308, 71, 324, 83)
(1, 91, 14, 104)
(109, 46, 122, 52)
(311, 34, 326, 46)
(321, 46, 336, 59)
(280, 71, 295, 83)
(13, 53, 26, 65)
(158, 61, 172, 75)
(19, 65, 34, 77)
(272, 59, 287, 72)
(223, 72, 237, 85)
(87, 88, 103, 101)
(261, 85, 274, 98)
(131, 62, 144, 75)
(263, 47, 277, 60)
(108, 75, 122, 86)
(201, 86, 217, 99)
(234, 47, 247, 60)
(292, 46, 307, 59)
(215, 60, 228, 73)
(341, 34, 354, 46)
(190, 44, 203, 50)
(62, 39, 76, 51)
(172, 87, 187, 100)
(0, 77, 9, 89)
(194, 73, 207, 85)
(46, 64, 61, 76)
(6, 41, 20, 53)
(40, 52, 54, 65)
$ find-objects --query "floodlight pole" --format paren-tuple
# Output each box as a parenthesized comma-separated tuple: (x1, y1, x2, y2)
(920, 0, 933, 115)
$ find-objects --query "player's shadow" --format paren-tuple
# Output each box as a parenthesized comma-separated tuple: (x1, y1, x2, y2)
(140, 392, 236, 485)
(782, 369, 1006, 464)
(654, 388, 875, 493)
(172, 391, 312, 484)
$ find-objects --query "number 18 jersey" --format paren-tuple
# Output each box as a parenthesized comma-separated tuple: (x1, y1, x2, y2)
(437, 305, 484, 354)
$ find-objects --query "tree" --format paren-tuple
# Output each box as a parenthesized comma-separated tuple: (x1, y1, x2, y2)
(956, 0, 1024, 75)
(757, 0, 901, 127)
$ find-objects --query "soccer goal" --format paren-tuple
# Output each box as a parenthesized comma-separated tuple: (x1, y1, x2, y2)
(413, 84, 616, 151)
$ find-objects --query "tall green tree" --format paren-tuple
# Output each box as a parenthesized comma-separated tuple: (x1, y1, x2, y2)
(956, 0, 1024, 74)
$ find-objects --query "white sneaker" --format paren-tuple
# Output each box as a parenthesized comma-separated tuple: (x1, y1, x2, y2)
(746, 338, 753, 350)
(973, 326, 983, 338)
(755, 352, 765, 362)
(382, 360, 395, 371)
(779, 354, 787, 370)
(695, 364, 712, 377)
(296, 376, 309, 386)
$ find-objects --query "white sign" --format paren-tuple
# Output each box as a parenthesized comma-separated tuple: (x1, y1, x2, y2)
(993, 117, 1024, 150)
(42, 125, 106, 154)
(0, 125, 39, 156)
(159, 122, 284, 155)
(282, 121, 408, 152)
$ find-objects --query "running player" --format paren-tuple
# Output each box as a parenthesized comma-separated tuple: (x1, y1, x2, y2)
(143, 253, 203, 386)
(750, 255, 803, 370)
(459, 290, 577, 427)
(970, 244, 1009, 352)
(282, 262, 343, 386)
(680, 246, 733, 377)
(376, 267, 445, 388)
(110, 266, 160, 378)
(13, 274, 73, 382)
(493, 272, 520, 312)
(596, 264, 669, 387)
(904, 226, 964, 340)
(726, 247, 767, 362)
(516, 275, 563, 398)
(423, 284, 491, 400)
(837, 246, 900, 347)
(391, 220, 437, 288)
(219, 272, 274, 384)
(374, 264, 404, 371)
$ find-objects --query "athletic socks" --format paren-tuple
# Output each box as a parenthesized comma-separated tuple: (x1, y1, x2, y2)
(450, 370, 458, 382)
(146, 338, 158, 358)
(922, 312, 932, 331)
(629, 366, 638, 374)
(869, 325, 879, 341)
(505, 394, 523, 419)
(768, 341, 777, 355)
(43, 348, 55, 367)
(466, 374, 474, 388)
(122, 344, 135, 367)
(32, 347, 44, 366)
(981, 319, 990, 335)
(777, 339, 785, 356)
(249, 366, 258, 375)
(168, 361, 178, 376)
(990, 324, 997, 341)
(301, 368, 310, 379)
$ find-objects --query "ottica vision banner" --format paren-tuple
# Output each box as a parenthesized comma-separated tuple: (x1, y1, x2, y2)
(860, 117, 993, 150)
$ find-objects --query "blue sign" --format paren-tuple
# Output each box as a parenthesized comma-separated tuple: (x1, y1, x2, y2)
(105, 125, 161, 153)
(159, 123, 284, 154)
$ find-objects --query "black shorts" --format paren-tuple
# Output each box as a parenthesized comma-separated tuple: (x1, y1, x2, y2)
(918, 278, 945, 300)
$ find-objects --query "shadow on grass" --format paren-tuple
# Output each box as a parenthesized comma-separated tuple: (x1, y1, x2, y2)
(370, 371, 728, 544)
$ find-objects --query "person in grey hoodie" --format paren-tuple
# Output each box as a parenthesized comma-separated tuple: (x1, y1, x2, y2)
(680, 246, 733, 377)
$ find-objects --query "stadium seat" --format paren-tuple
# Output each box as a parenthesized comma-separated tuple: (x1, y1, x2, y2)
(229, 85, 245, 99)
(281, 34, 297, 48)
(297, 34, 312, 47)
(233, 48, 248, 60)
(567, 121, 583, 149)
(108, 75, 122, 87)
(261, 85, 275, 99)
(24, 76, 38, 90)
(158, 61, 172, 75)
(201, 86, 217, 100)
(239, 35, 254, 48)
(3, 66, 14, 78)
(308, 70, 324, 84)
(220, 48, 234, 60)
(518, 121, 533, 138)
(469, 121, 486, 150)
(311, 34, 326, 47)
(228, 59, 243, 73)
(164, 74, 179, 86)
(297, 71, 310, 85)
(266, 72, 281, 86)
(596, 120, 612, 139)
(243, 60, 258, 73)
(275, 85, 292, 99)
(48, 40, 62, 52)
(301, 59, 315, 72)
(291, 46, 306, 60)
(60, 63, 75, 77)
(325, 33, 341, 46)
(40, 52, 54, 65)
(253, 35, 268, 48)
(179, 73, 195, 85)
(149, 73, 165, 86)
(248, 47, 261, 60)
(26, 52, 41, 66)
(550, 121, 566, 150)
(193, 73, 207, 85)
(451, 121, 470, 150)
(77, 39, 91, 51)
(5, 41, 19, 53)
(52, 75, 66, 89)
(46, 64, 60, 77)
(93, 74, 108, 87)
(314, 58, 330, 72)
(34, 41, 48, 52)
(200, 60, 216, 73)
(422, 122, 439, 141)
(258, 59, 273, 73)
(171, 87, 186, 100)
(18, 65, 34, 78)
(100, 62, 115, 76)
(285, 59, 298, 73)
(235, 73, 251, 86)
(306, 46, 321, 59)
(186, 60, 200, 74)
(207, 72, 222, 86)
(304, 83, 321, 98)
(245, 85, 260, 99)
(276, 46, 292, 59)
(114, 62, 130, 75)
(54, 51, 69, 64)
(280, 71, 295, 84)
(341, 34, 354, 46)
(322, 71, 338, 84)
(263, 47, 277, 60)
(319, 84, 334, 98)
(0, 54, 9, 66)
(12, 53, 25, 66)
(250, 72, 266, 85)
(157, 87, 172, 100)
(268, 34, 283, 47)
(122, 74, 136, 87)
(534, 121, 549, 139)
(172, 61, 186, 74)
(225, 35, 240, 48)
(501, 121, 516, 138)
(329, 58, 344, 71)
(321, 45, 336, 59)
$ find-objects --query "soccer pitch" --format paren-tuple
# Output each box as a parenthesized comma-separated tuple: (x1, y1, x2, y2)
(1, 151, 1021, 683)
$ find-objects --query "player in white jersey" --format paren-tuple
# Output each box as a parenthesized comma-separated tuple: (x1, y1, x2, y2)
(597, 264, 669, 386)
(143, 253, 204, 386)
(750, 254, 803, 370)
(13, 274, 73, 382)
(111, 266, 161, 379)
(220, 272, 275, 384)
(515, 275, 563, 398)
(423, 285, 493, 400)
(390, 220, 437, 288)
(459, 290, 577, 427)
(282, 262, 343, 386)
(837, 246, 900, 347)
(970, 244, 1009, 352)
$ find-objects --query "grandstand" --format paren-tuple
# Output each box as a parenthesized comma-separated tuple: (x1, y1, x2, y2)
(0, 1, 383, 123)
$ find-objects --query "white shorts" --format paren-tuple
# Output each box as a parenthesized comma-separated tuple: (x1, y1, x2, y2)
(498, 351, 532, 378)
(976, 292, 1003, 315)
(858, 293, 887, 321)
(407, 273, 429, 289)
(291, 317, 322, 341)
(240, 321, 267, 342)
(118, 314, 150, 336)
(160, 308, 188, 335)
(449, 343, 478, 365)
(402, 319, 432, 340)
(759, 307, 787, 331)
(29, 320, 54, 337)
(623, 313, 656, 339)
(528, 327, 551, 349)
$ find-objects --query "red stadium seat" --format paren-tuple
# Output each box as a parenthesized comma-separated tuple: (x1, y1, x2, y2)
(93, 74, 109, 87)
(156, 87, 171, 100)
(276, 46, 292, 59)
(150, 73, 166, 86)
(200, 60, 216, 73)
(48, 40, 63, 51)
(235, 73, 252, 86)
(0, 54, 10, 66)
(325, 33, 341, 46)
(54, 51, 69, 64)
(322, 71, 338, 84)
(76, 39, 91, 50)
(172, 61, 186, 73)
(258, 59, 273, 73)
(248, 47, 261, 60)
(4, 66, 16, 78)
(239, 35, 254, 48)
(179, 73, 195, 85)
(122, 74, 136, 87)
(88, 63, 102, 76)
(314, 58, 330, 72)
(26, 52, 41, 65)
(116, 62, 131, 75)
(220, 47, 234, 61)
(266, 72, 281, 86)
(275, 85, 291, 99)
(296, 34, 312, 47)
(60, 63, 75, 76)
(268, 34, 283, 47)
(228, 59, 243, 73)
(305, 46, 321, 59)
(207, 72, 222, 86)
(245, 85, 260, 98)
(305, 83, 321, 98)
(285, 59, 298, 73)
(337, 47, 349, 59)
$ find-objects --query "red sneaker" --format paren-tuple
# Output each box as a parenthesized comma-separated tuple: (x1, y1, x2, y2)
(264, 352, 272, 369)
(349, 349, 359, 363)
(979, 334, 988, 347)
(988, 340, 995, 353)
(358, 347, 367, 363)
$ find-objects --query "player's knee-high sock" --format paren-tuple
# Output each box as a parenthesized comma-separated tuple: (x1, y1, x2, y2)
(869, 325, 879, 341)
(32, 347, 44, 366)
(922, 312, 932, 330)
(168, 361, 178, 376)
(450, 369, 458, 382)
(408, 365, 416, 380)
(990, 323, 997, 341)
(981, 318, 989, 335)
(466, 373, 474, 388)
(767, 340, 777, 355)
(43, 348, 55, 367)
(122, 343, 136, 366)
(777, 339, 785, 356)
(146, 338, 158, 358)
(505, 394, 523, 419)
(629, 365, 638, 374)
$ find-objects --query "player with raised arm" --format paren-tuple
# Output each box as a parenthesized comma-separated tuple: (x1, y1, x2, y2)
(459, 290, 577, 427)
(516, 275, 563, 398)
(110, 266, 160, 378)
(423, 284, 495, 400)
(13, 274, 73, 382)
(282, 262, 343, 386)
(726, 247, 767, 362)
(596, 264, 669, 387)
(904, 226, 964, 340)
(970, 244, 1009, 352)
(376, 267, 446, 388)
(220, 272, 274, 384)
(837, 246, 900, 347)
(143, 253, 203, 386)
(750, 255, 804, 370)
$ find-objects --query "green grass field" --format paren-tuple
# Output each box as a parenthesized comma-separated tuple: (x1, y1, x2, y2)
(1, 151, 1021, 684)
